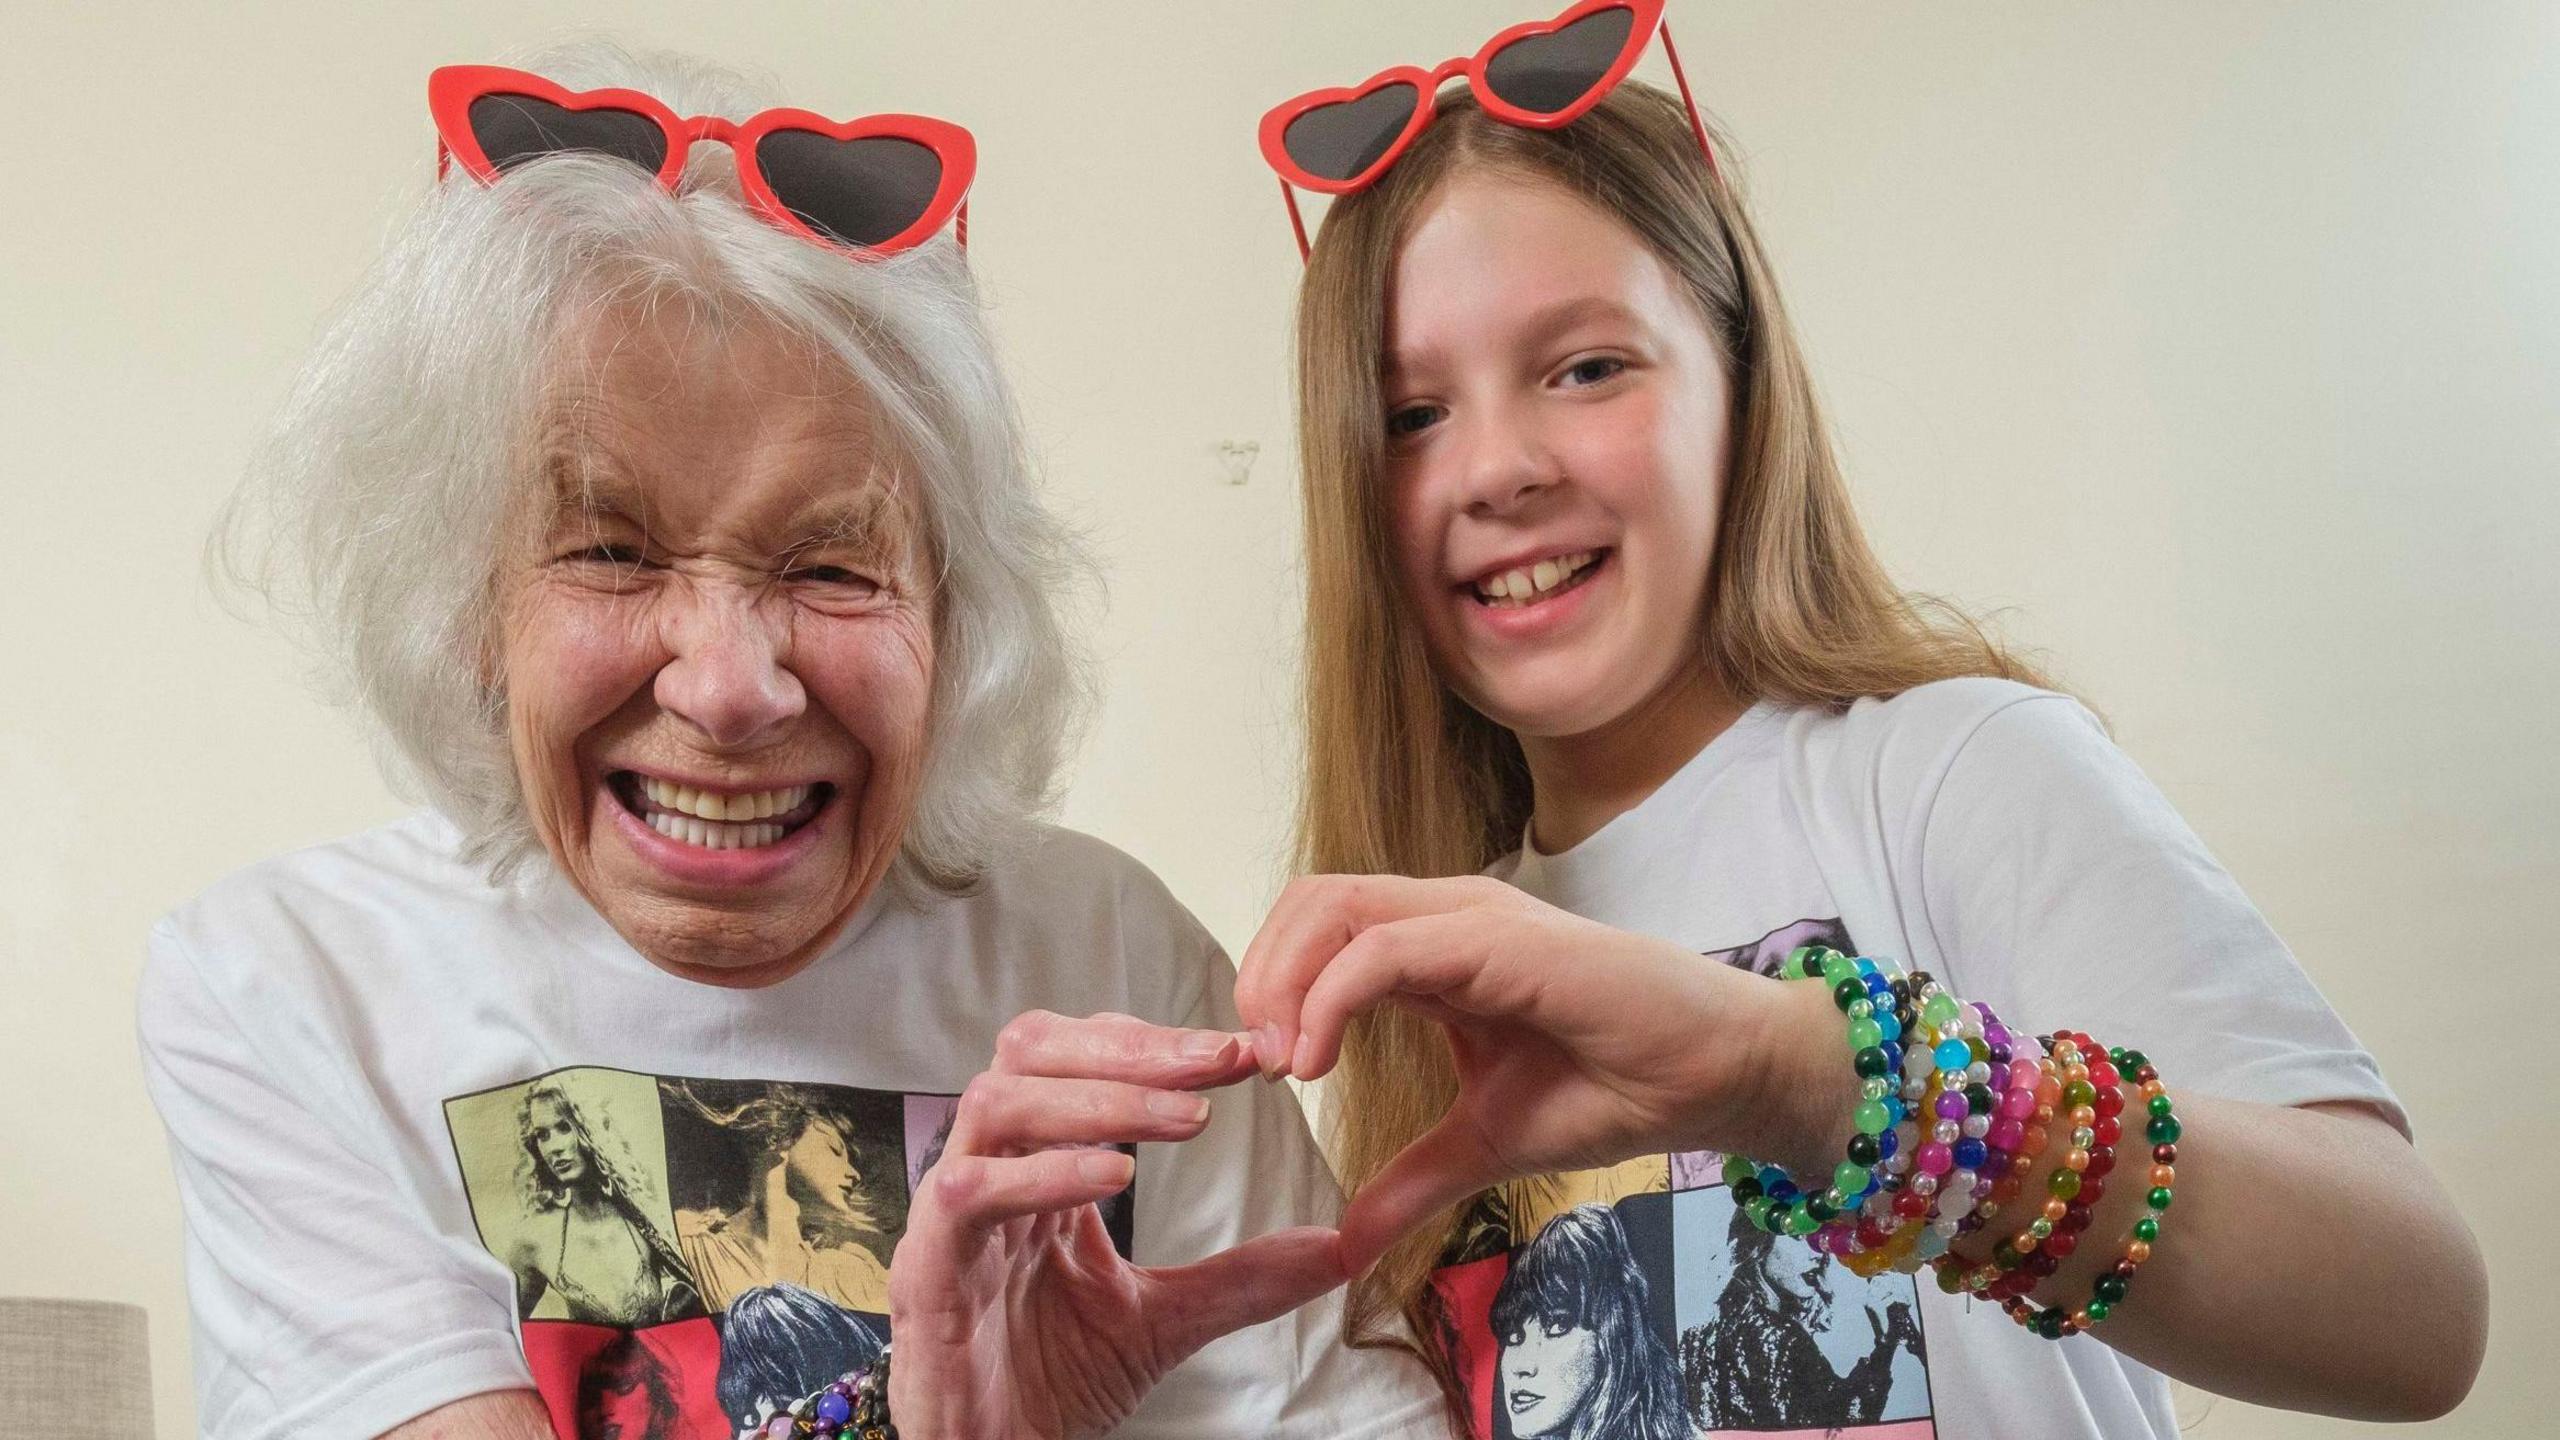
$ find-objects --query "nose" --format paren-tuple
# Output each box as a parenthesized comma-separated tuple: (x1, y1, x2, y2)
(653, 578, 806, 750)
(1453, 402, 1562, 518)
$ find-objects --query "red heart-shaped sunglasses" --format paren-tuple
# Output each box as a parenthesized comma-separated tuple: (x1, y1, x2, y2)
(429, 65, 975, 257)
(1256, 0, 1715, 260)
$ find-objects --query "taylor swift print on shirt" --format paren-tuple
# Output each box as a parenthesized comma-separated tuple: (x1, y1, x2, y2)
(446, 1068, 1136, 1439)
(1423, 918, 1938, 1439)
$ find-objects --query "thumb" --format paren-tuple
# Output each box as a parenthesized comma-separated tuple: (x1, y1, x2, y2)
(1142, 1226, 1348, 1361)
(1337, 1111, 1508, 1278)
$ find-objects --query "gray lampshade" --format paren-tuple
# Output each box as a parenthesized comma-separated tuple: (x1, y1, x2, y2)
(0, 1298, 154, 1438)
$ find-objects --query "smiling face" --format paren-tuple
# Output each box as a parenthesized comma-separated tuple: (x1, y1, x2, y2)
(1499, 1313, 1599, 1438)
(1380, 170, 1733, 745)
(496, 300, 936, 987)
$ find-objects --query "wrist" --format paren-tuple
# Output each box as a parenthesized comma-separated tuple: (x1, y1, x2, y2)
(1725, 968, 1867, 1177)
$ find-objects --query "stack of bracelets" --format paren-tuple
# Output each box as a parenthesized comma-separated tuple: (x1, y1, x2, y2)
(756, 944, 2172, 1437)
(1720, 945, 2178, 1341)
(756, 1341, 896, 1439)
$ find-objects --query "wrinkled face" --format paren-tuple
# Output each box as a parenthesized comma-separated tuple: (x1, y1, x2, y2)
(1500, 1313, 1599, 1438)
(527, 1095, 587, 1186)
(1380, 171, 1732, 741)
(497, 301, 936, 987)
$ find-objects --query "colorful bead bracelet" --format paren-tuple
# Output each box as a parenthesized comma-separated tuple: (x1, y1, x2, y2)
(1737, 951, 2183, 1341)
(1932, 1032, 2119, 1304)
(1930, 1033, 2177, 1339)
(1840, 980, 2024, 1275)
(757, 1341, 895, 1439)
(1736, 949, 2035, 1275)
(1725, 947, 1904, 1239)
(2009, 1037, 2178, 1338)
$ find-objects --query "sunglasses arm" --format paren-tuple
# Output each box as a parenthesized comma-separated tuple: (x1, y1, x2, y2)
(1281, 178, 1312, 264)
(1657, 21, 1720, 181)
(958, 199, 970, 252)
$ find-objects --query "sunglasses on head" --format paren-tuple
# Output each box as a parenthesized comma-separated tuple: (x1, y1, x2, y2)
(428, 64, 976, 257)
(1256, 0, 1716, 260)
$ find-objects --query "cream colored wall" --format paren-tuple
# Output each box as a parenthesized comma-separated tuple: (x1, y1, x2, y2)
(3, 1, 2550, 1434)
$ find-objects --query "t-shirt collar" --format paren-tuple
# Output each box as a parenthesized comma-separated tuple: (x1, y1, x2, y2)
(1503, 699, 1779, 903)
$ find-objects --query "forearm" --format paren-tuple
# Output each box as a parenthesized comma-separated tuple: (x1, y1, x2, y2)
(1738, 975, 2487, 1420)
(1954, 1092, 2487, 1421)
(379, 1389, 554, 1440)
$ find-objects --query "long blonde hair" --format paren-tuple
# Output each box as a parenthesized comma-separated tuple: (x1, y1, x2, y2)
(1290, 84, 2056, 1390)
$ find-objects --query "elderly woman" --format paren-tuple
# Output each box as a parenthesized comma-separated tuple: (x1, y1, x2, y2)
(138, 42, 1441, 1440)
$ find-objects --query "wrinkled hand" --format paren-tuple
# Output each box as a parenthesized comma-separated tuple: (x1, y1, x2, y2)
(1235, 875, 1833, 1273)
(887, 1011, 1349, 1440)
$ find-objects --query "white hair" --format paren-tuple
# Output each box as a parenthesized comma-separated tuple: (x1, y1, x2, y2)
(215, 38, 1095, 894)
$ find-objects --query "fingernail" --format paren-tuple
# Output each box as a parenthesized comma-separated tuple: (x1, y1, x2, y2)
(1252, 1023, 1285, 1073)
(1147, 1091, 1211, 1124)
(1290, 1032, 1317, 1077)
(1183, 1031, 1239, 1063)
(1078, 1151, 1133, 1184)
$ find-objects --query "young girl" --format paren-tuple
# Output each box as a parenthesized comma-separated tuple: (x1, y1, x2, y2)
(1233, 8, 2487, 1436)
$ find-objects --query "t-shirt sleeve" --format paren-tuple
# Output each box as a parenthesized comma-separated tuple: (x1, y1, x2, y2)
(137, 918, 532, 1439)
(1908, 692, 2407, 1135)
(1114, 922, 1447, 1440)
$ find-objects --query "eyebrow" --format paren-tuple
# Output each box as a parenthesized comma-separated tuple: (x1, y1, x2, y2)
(539, 436, 647, 518)
(538, 439, 917, 562)
(775, 484, 914, 564)
(1386, 295, 1648, 380)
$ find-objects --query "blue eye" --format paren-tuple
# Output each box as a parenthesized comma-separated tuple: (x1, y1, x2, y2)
(1385, 403, 1444, 438)
(1562, 357, 1624, 387)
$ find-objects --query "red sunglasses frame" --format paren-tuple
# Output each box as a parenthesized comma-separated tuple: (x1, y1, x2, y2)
(428, 64, 975, 257)
(1256, 0, 1715, 261)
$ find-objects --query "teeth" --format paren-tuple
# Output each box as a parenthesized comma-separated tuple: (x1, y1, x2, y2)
(643, 811, 790, 851)
(639, 777, 812, 823)
(1475, 551, 1596, 605)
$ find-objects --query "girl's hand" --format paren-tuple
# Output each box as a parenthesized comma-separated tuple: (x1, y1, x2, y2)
(887, 1012, 1349, 1440)
(1233, 875, 1850, 1273)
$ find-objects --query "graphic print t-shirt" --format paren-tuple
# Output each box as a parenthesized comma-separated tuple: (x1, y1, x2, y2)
(1429, 679, 2405, 1440)
(139, 818, 1443, 1440)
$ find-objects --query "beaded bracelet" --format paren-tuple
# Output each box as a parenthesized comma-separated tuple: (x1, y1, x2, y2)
(1933, 1034, 2177, 1340)
(757, 1341, 895, 1439)
(1738, 949, 2186, 1343)
(1932, 1032, 2119, 1303)
(1724, 947, 1901, 1239)
(1840, 982, 2021, 1274)
(1849, 1015, 2032, 1278)
(1738, 950, 2027, 1273)
(2009, 1037, 2178, 1339)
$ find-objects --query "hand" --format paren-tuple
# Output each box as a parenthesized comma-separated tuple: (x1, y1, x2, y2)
(887, 1011, 1350, 1440)
(1233, 874, 1849, 1273)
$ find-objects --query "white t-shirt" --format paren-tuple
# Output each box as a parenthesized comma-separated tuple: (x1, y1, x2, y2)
(1427, 678, 2404, 1440)
(139, 815, 1445, 1440)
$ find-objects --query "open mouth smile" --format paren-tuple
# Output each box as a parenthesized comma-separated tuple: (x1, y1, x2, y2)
(608, 772, 834, 852)
(1468, 549, 1609, 608)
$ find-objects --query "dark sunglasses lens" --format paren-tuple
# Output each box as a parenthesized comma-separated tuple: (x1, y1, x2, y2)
(465, 93, 668, 174)
(1281, 81, 1422, 183)
(1482, 6, 1638, 115)
(755, 131, 944, 248)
